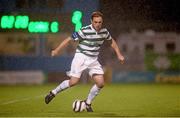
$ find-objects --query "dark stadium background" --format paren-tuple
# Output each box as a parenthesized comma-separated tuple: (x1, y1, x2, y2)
(0, 0, 180, 117)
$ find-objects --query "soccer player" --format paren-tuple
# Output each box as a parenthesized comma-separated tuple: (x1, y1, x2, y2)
(45, 11, 125, 112)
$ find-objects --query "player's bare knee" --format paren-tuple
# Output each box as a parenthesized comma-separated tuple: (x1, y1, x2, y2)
(69, 82, 77, 87)
(69, 77, 79, 87)
(97, 82, 104, 88)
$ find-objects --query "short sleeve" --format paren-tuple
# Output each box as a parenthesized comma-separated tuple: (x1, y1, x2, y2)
(106, 30, 112, 41)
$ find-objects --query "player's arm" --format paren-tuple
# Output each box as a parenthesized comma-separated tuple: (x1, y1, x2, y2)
(51, 36, 72, 57)
(110, 38, 125, 64)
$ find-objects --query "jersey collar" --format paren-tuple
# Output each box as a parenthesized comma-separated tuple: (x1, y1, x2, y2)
(90, 24, 102, 33)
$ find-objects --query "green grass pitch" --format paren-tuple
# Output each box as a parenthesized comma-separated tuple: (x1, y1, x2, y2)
(0, 83, 180, 117)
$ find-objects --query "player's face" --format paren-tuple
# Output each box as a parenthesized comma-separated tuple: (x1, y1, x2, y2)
(91, 16, 103, 32)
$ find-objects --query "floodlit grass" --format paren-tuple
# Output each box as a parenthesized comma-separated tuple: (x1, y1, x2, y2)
(0, 83, 180, 117)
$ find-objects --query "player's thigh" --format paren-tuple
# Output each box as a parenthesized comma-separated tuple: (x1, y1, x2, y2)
(71, 55, 85, 73)
(92, 74, 104, 88)
(88, 61, 104, 77)
(68, 53, 87, 78)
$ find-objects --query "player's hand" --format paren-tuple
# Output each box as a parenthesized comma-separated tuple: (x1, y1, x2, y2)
(118, 55, 125, 64)
(51, 50, 59, 57)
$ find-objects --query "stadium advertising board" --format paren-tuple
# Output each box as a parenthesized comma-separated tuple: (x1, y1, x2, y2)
(112, 71, 180, 83)
(112, 71, 155, 83)
(0, 71, 44, 84)
(155, 72, 180, 83)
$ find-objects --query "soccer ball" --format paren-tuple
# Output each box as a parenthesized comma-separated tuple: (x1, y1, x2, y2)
(72, 100, 86, 112)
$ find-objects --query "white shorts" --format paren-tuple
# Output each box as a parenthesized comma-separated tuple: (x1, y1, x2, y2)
(66, 53, 104, 78)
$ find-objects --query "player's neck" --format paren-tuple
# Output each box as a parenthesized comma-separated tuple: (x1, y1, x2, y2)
(91, 25, 101, 32)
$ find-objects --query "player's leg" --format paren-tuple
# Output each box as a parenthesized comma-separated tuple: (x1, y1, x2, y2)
(45, 53, 86, 104)
(85, 74, 104, 112)
(85, 60, 104, 112)
(52, 76, 80, 95)
(45, 77, 80, 104)
(86, 74, 104, 104)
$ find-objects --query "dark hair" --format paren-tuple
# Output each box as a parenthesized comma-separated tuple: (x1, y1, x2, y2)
(91, 11, 103, 20)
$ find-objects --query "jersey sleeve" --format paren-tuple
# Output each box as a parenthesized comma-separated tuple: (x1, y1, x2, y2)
(106, 30, 112, 41)
(71, 29, 85, 41)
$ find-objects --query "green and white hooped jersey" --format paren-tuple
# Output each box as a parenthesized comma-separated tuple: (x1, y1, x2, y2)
(71, 24, 112, 57)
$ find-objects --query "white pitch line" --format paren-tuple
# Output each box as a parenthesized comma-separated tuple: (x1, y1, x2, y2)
(0, 94, 45, 105)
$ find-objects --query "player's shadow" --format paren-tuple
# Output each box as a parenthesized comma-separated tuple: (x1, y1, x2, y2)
(101, 112, 119, 117)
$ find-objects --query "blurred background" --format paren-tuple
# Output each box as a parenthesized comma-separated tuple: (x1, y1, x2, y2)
(0, 0, 180, 85)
